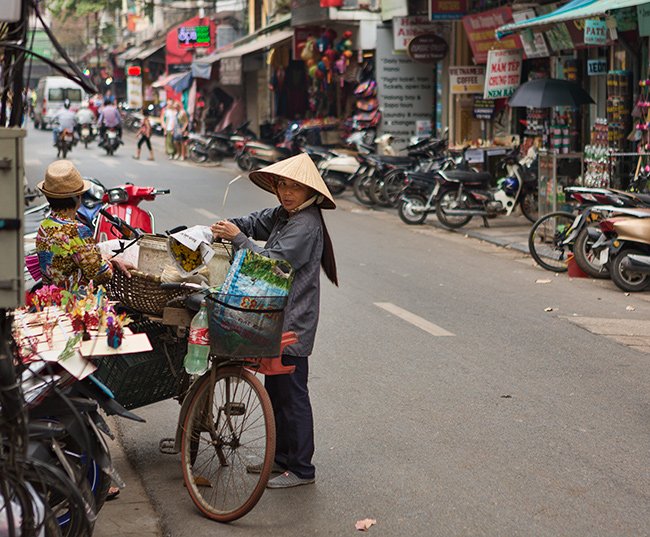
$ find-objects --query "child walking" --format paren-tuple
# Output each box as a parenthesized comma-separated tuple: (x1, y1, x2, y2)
(134, 113, 154, 160)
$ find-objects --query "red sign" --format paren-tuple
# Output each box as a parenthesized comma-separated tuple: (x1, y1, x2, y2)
(320, 0, 342, 6)
(462, 6, 522, 64)
(407, 34, 448, 63)
(293, 26, 320, 60)
(166, 16, 216, 71)
(127, 66, 142, 76)
(430, 0, 466, 20)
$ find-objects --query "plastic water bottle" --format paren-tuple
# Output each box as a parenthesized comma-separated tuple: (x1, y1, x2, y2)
(184, 300, 210, 375)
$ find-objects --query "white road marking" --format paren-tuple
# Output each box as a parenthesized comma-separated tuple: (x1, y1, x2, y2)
(25, 158, 43, 167)
(195, 208, 220, 220)
(374, 302, 455, 337)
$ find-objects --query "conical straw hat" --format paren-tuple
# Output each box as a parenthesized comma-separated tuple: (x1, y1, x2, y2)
(249, 153, 336, 210)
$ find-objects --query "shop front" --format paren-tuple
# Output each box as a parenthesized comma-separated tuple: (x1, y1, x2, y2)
(497, 0, 649, 213)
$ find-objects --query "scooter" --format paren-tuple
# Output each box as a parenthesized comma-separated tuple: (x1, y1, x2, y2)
(94, 183, 170, 242)
(236, 125, 314, 171)
(101, 128, 122, 156)
(432, 147, 538, 229)
(55, 128, 75, 159)
(596, 211, 650, 291)
(79, 123, 97, 149)
(187, 121, 257, 163)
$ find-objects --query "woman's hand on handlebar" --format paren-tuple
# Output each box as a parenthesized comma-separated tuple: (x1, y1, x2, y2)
(211, 220, 240, 241)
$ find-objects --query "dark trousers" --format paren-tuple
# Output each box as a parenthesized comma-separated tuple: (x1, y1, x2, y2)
(137, 135, 152, 151)
(264, 355, 315, 479)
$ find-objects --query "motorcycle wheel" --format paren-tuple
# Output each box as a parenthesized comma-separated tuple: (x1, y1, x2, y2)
(352, 171, 375, 206)
(398, 194, 428, 225)
(237, 152, 254, 171)
(367, 174, 391, 207)
(382, 169, 409, 207)
(610, 248, 650, 292)
(322, 171, 346, 196)
(189, 144, 208, 163)
(435, 189, 473, 229)
(84, 140, 88, 149)
(520, 190, 539, 223)
(61, 147, 68, 159)
(573, 227, 609, 279)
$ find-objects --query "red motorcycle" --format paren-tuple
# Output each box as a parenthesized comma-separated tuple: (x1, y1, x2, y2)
(95, 183, 170, 242)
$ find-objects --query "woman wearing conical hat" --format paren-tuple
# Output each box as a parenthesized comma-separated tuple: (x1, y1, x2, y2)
(211, 153, 337, 489)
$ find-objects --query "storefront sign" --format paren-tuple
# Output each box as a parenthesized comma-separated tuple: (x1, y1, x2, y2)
(512, 9, 549, 58)
(638, 3, 650, 37)
(376, 26, 434, 148)
(449, 66, 485, 94)
(584, 19, 607, 45)
(587, 58, 607, 76)
(407, 34, 448, 63)
(473, 97, 495, 120)
(430, 0, 466, 21)
(483, 49, 522, 99)
(614, 7, 637, 32)
(462, 7, 521, 64)
(127, 76, 143, 108)
(178, 25, 211, 48)
(219, 57, 242, 86)
(392, 16, 450, 52)
(382, 0, 408, 21)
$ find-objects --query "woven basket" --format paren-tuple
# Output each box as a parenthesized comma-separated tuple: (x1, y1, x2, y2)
(105, 269, 189, 316)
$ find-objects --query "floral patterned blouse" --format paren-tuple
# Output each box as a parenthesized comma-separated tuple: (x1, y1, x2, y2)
(36, 210, 112, 288)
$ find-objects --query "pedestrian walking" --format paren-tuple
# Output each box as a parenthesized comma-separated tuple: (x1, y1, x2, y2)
(133, 112, 154, 161)
(161, 101, 177, 159)
(174, 102, 189, 160)
(211, 153, 338, 489)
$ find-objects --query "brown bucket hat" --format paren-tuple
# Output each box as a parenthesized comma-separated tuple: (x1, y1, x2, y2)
(38, 160, 91, 199)
(249, 153, 336, 210)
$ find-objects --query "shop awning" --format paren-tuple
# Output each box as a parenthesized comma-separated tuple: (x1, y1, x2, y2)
(118, 44, 147, 63)
(194, 28, 293, 66)
(133, 41, 165, 62)
(496, 0, 649, 38)
(152, 71, 191, 89)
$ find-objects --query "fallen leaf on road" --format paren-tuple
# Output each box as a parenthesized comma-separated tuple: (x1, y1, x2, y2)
(500, 394, 512, 399)
(626, 305, 636, 311)
(625, 293, 631, 296)
(536, 279, 552, 284)
(544, 307, 554, 312)
(356, 519, 377, 531)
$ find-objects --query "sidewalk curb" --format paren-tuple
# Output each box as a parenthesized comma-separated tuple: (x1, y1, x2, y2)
(93, 416, 163, 537)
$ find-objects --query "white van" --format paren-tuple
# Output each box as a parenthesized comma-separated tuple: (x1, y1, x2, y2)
(33, 76, 86, 130)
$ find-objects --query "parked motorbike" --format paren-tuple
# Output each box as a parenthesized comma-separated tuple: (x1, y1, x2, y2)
(549, 187, 650, 278)
(430, 147, 538, 229)
(188, 121, 257, 163)
(101, 128, 122, 156)
(237, 126, 315, 171)
(94, 183, 170, 242)
(595, 212, 650, 291)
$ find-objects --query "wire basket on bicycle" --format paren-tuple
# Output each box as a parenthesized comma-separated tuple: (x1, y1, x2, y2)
(206, 292, 287, 358)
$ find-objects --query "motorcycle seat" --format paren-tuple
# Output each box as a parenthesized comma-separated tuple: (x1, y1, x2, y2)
(376, 156, 415, 165)
(441, 170, 491, 184)
(632, 192, 650, 205)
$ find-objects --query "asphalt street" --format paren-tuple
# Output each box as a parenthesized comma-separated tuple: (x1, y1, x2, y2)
(25, 126, 650, 536)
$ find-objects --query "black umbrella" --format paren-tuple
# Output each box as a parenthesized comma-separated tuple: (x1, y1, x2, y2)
(508, 78, 594, 108)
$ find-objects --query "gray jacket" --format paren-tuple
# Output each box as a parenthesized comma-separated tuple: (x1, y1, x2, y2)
(230, 205, 324, 357)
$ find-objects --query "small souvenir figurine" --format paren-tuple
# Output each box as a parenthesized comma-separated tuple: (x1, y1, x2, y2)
(105, 317, 124, 349)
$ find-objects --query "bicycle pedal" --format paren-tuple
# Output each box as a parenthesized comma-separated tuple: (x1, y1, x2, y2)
(159, 437, 179, 455)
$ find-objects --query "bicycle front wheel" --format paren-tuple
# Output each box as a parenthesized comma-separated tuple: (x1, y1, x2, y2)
(528, 211, 575, 272)
(181, 366, 275, 522)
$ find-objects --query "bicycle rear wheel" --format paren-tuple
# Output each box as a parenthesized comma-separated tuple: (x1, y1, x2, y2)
(528, 211, 575, 272)
(181, 366, 274, 522)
